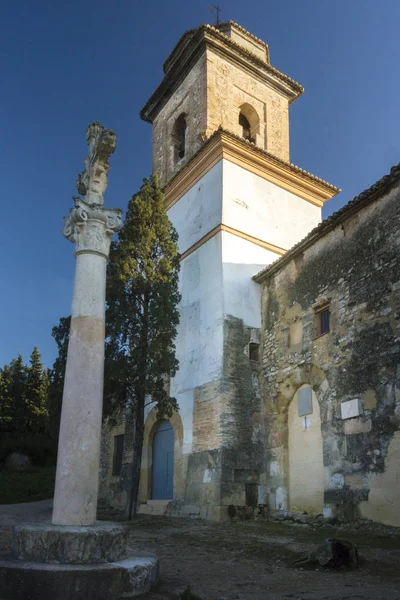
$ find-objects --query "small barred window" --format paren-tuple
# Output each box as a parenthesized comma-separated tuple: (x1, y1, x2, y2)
(315, 306, 330, 337)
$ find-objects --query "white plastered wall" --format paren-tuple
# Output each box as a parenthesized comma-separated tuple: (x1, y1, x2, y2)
(222, 160, 321, 251)
(167, 163, 224, 455)
(171, 234, 224, 455)
(220, 159, 322, 326)
(167, 161, 222, 252)
(221, 231, 276, 328)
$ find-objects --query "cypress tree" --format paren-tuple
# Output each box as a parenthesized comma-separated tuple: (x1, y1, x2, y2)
(106, 174, 181, 519)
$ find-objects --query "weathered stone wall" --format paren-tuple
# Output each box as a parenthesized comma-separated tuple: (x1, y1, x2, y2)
(218, 317, 264, 514)
(259, 180, 400, 525)
(98, 410, 126, 510)
(98, 403, 137, 512)
(152, 53, 208, 187)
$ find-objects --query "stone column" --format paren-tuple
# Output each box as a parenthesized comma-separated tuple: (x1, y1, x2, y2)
(52, 122, 122, 526)
(52, 200, 122, 526)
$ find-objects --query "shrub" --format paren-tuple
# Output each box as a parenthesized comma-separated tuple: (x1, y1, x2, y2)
(0, 434, 57, 467)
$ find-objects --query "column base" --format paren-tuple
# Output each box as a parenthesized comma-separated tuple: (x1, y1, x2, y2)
(13, 522, 129, 564)
(0, 522, 160, 599)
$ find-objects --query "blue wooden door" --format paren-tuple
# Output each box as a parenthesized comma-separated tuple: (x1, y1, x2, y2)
(151, 420, 174, 499)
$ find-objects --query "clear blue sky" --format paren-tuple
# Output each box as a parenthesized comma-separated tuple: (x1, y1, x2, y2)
(1, 0, 399, 368)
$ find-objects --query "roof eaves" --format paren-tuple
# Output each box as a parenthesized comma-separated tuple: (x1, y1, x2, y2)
(162, 26, 200, 74)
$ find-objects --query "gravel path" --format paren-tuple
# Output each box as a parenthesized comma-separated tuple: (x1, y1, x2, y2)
(1, 501, 400, 599)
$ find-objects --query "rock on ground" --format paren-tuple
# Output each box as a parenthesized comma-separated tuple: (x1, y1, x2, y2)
(5, 453, 31, 473)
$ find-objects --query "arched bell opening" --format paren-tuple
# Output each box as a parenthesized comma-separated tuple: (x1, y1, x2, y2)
(238, 103, 260, 143)
(172, 113, 187, 163)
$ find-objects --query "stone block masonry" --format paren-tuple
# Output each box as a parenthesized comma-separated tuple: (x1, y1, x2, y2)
(206, 51, 290, 161)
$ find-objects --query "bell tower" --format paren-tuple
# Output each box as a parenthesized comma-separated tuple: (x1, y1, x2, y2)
(141, 21, 302, 188)
(139, 22, 339, 520)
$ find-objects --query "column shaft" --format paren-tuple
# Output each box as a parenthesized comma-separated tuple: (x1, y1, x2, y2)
(52, 251, 107, 526)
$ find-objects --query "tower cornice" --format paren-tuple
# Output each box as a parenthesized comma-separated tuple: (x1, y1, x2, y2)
(164, 128, 340, 211)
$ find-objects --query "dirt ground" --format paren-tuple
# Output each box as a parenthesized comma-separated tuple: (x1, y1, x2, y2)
(1, 500, 400, 599)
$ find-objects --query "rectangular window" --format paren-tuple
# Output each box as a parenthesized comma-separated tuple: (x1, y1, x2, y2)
(315, 306, 330, 337)
(249, 343, 260, 362)
(112, 434, 124, 476)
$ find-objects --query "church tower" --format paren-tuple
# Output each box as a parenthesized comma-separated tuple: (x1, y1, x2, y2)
(139, 21, 339, 519)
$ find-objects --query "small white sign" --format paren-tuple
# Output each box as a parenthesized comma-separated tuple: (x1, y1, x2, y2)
(341, 399, 360, 420)
(298, 386, 313, 417)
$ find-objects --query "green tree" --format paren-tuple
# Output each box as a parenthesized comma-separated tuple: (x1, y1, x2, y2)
(0, 365, 13, 432)
(25, 347, 49, 434)
(106, 174, 181, 519)
(47, 316, 71, 441)
(8, 354, 28, 433)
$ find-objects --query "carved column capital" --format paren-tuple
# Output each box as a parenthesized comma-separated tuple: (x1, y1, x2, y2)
(63, 197, 122, 259)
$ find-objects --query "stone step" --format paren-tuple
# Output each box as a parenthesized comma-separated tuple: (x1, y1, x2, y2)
(139, 500, 170, 516)
(0, 553, 159, 600)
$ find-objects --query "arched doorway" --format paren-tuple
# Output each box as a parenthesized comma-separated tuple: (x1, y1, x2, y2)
(288, 385, 324, 514)
(151, 420, 174, 499)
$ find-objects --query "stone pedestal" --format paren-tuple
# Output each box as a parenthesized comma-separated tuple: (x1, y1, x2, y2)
(13, 522, 129, 564)
(0, 522, 159, 599)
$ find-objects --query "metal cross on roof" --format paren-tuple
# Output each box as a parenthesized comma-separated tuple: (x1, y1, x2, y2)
(209, 4, 222, 25)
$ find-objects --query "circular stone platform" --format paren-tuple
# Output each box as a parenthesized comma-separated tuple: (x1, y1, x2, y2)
(0, 521, 160, 599)
(13, 522, 129, 564)
(0, 553, 159, 600)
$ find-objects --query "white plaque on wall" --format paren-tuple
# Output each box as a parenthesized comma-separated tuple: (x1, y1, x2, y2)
(298, 386, 313, 417)
(341, 399, 361, 420)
